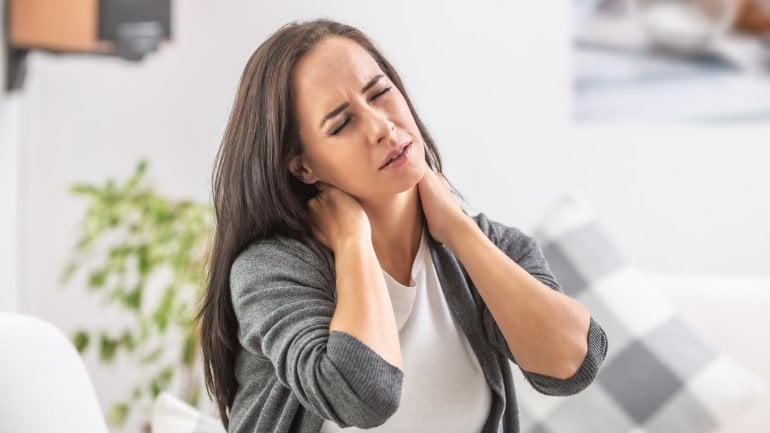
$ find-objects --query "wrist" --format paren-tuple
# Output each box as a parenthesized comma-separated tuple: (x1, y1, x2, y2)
(442, 214, 480, 253)
(334, 230, 373, 254)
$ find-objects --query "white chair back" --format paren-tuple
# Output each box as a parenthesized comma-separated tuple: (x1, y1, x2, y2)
(0, 313, 109, 433)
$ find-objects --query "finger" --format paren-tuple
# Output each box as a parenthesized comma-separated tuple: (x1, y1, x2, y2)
(315, 181, 331, 192)
(424, 168, 447, 188)
(437, 172, 451, 189)
(307, 196, 322, 212)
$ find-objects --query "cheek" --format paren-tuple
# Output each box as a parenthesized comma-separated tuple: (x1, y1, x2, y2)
(299, 132, 361, 183)
(310, 147, 368, 185)
(393, 94, 420, 130)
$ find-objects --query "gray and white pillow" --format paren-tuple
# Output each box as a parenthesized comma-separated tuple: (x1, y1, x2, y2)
(514, 190, 766, 433)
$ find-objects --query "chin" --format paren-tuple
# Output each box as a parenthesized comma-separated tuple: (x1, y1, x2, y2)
(356, 164, 424, 200)
(390, 161, 427, 194)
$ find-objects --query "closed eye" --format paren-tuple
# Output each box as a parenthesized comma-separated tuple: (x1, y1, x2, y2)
(329, 118, 350, 136)
(329, 86, 393, 136)
(370, 86, 392, 101)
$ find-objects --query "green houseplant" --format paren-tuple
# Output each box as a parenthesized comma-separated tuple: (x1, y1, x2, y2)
(61, 160, 214, 427)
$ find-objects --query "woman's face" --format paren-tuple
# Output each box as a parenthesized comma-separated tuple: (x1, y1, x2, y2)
(290, 36, 426, 201)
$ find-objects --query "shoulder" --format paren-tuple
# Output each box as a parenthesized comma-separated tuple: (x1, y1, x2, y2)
(232, 233, 330, 271)
(470, 212, 561, 291)
(230, 233, 335, 293)
(471, 212, 527, 238)
(471, 213, 535, 254)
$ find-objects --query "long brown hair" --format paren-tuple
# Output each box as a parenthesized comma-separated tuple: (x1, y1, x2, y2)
(197, 18, 444, 427)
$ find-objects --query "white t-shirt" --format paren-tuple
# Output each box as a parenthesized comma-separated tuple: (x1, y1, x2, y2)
(320, 232, 492, 432)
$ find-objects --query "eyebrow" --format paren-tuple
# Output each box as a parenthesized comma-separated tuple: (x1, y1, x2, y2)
(319, 74, 385, 129)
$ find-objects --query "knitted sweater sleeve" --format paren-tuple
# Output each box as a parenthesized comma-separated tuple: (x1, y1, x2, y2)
(473, 213, 608, 396)
(229, 237, 403, 428)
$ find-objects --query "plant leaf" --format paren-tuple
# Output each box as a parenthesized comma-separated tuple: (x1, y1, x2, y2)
(99, 334, 119, 362)
(107, 403, 129, 426)
(72, 331, 90, 353)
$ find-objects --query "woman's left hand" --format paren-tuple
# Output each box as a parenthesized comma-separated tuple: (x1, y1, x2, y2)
(417, 165, 472, 246)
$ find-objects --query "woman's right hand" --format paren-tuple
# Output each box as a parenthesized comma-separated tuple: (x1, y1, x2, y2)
(307, 183, 371, 253)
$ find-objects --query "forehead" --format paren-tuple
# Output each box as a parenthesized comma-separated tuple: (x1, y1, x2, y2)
(293, 36, 383, 106)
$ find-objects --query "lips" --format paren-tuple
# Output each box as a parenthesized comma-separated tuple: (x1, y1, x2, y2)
(379, 141, 412, 169)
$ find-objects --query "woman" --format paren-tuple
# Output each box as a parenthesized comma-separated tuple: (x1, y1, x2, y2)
(199, 18, 608, 433)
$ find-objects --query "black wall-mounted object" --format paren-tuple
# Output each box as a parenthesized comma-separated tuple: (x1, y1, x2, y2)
(98, 0, 171, 60)
(5, 0, 172, 91)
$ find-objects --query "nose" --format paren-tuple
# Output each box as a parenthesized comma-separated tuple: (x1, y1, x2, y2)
(364, 106, 395, 145)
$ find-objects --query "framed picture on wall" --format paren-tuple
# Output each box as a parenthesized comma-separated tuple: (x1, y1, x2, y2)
(572, 0, 770, 122)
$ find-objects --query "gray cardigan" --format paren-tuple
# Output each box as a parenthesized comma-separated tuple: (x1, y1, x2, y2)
(228, 213, 608, 433)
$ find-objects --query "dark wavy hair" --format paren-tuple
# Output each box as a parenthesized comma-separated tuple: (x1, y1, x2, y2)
(197, 18, 445, 427)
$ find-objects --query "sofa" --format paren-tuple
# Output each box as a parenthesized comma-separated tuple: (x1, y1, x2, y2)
(511, 190, 768, 433)
(153, 270, 770, 433)
(644, 272, 770, 433)
(1, 192, 767, 433)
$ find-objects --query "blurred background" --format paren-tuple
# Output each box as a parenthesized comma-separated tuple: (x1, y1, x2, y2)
(1, 0, 769, 432)
(574, 0, 770, 120)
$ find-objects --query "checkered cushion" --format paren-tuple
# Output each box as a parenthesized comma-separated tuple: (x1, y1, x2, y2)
(514, 190, 766, 433)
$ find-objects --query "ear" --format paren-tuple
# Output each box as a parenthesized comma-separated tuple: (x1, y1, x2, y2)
(289, 155, 320, 184)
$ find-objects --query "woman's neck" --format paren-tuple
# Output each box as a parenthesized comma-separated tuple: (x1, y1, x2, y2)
(359, 186, 423, 285)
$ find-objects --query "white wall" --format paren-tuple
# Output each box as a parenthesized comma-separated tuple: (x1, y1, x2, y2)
(0, 1, 21, 313)
(15, 0, 770, 429)
(0, 98, 21, 313)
